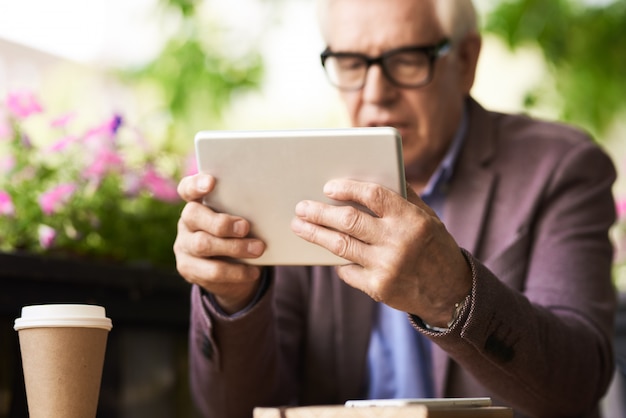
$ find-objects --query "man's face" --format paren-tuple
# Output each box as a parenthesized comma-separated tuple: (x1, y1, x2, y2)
(324, 0, 478, 183)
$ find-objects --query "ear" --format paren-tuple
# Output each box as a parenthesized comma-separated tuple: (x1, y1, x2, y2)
(457, 33, 482, 94)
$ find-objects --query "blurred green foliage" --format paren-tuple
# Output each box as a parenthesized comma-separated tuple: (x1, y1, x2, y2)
(484, 0, 626, 138)
(161, 0, 200, 17)
(122, 0, 264, 153)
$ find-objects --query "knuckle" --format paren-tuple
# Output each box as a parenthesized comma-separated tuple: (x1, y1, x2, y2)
(176, 216, 191, 238)
(173, 236, 183, 255)
(202, 261, 225, 280)
(181, 201, 203, 224)
(213, 213, 237, 236)
(175, 257, 197, 284)
(205, 261, 252, 285)
(330, 233, 351, 258)
(180, 202, 195, 220)
(227, 238, 251, 257)
(298, 220, 316, 240)
(181, 202, 235, 238)
(176, 178, 188, 201)
(338, 206, 361, 233)
(176, 215, 185, 231)
(190, 231, 214, 255)
(367, 275, 386, 303)
(363, 183, 385, 203)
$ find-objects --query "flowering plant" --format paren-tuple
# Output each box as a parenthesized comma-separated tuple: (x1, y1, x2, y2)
(0, 91, 189, 270)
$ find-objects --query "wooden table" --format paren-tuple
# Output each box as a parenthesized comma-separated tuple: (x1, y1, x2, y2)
(254, 405, 514, 418)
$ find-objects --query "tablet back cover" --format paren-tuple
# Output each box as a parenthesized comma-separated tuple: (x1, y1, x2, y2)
(194, 127, 405, 265)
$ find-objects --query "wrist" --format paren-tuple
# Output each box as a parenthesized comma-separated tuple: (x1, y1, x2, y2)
(421, 293, 470, 332)
(205, 269, 271, 317)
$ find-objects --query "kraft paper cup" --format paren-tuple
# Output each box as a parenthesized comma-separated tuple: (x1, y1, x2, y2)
(14, 304, 112, 418)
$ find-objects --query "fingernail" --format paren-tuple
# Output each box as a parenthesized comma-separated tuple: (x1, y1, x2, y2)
(295, 201, 308, 216)
(247, 241, 264, 256)
(233, 220, 247, 236)
(197, 176, 210, 192)
(323, 181, 337, 195)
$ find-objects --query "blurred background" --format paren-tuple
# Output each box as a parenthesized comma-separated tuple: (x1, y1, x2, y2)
(0, 0, 624, 162)
(0, 0, 623, 148)
(3, 0, 623, 277)
(1, 0, 625, 416)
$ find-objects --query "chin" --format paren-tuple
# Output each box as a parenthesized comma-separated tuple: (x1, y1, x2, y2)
(400, 141, 423, 163)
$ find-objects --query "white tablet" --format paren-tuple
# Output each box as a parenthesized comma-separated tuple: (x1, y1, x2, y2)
(194, 127, 406, 265)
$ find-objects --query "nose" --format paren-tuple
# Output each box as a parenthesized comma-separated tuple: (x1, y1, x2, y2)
(361, 64, 396, 105)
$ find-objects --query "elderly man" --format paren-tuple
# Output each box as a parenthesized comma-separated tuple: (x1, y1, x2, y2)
(174, 0, 617, 417)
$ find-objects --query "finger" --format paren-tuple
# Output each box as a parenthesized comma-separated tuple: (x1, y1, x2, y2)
(323, 179, 404, 217)
(181, 201, 250, 238)
(176, 250, 263, 288)
(176, 216, 265, 259)
(190, 230, 266, 260)
(294, 200, 378, 244)
(291, 216, 368, 263)
(177, 173, 215, 203)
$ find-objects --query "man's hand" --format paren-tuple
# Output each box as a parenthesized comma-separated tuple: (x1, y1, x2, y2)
(174, 174, 267, 314)
(291, 179, 471, 327)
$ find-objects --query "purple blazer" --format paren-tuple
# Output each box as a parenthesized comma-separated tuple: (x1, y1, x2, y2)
(188, 99, 617, 418)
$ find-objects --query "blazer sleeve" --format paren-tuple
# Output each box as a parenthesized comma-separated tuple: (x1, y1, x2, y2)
(418, 138, 617, 417)
(188, 279, 295, 418)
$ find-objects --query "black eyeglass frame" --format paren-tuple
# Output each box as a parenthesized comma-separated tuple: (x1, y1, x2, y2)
(320, 39, 451, 91)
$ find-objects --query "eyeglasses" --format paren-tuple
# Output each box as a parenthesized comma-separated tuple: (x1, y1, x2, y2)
(320, 39, 451, 91)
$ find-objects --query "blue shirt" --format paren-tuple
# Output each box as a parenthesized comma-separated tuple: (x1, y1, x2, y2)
(365, 109, 468, 400)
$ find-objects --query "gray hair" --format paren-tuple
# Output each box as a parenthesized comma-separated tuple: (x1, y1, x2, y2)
(317, 0, 479, 43)
(434, 0, 479, 42)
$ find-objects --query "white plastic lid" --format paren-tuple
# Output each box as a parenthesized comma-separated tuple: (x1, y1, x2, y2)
(14, 304, 113, 331)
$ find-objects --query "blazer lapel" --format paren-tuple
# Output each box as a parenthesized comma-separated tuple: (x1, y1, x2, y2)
(444, 98, 498, 255)
(444, 165, 496, 254)
(433, 98, 498, 397)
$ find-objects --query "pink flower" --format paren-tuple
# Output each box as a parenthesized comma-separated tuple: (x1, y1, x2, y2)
(6, 91, 43, 119)
(83, 114, 123, 142)
(83, 149, 124, 180)
(142, 167, 180, 202)
(617, 199, 626, 220)
(0, 191, 14, 216)
(123, 172, 142, 197)
(50, 112, 76, 128)
(38, 183, 77, 215)
(48, 135, 79, 152)
(38, 225, 56, 249)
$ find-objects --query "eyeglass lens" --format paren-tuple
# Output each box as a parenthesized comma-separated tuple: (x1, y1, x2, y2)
(323, 47, 440, 90)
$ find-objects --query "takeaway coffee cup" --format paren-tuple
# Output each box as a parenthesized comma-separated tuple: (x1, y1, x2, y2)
(14, 304, 112, 418)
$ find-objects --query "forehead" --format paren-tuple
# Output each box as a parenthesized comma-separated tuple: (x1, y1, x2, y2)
(324, 0, 445, 53)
